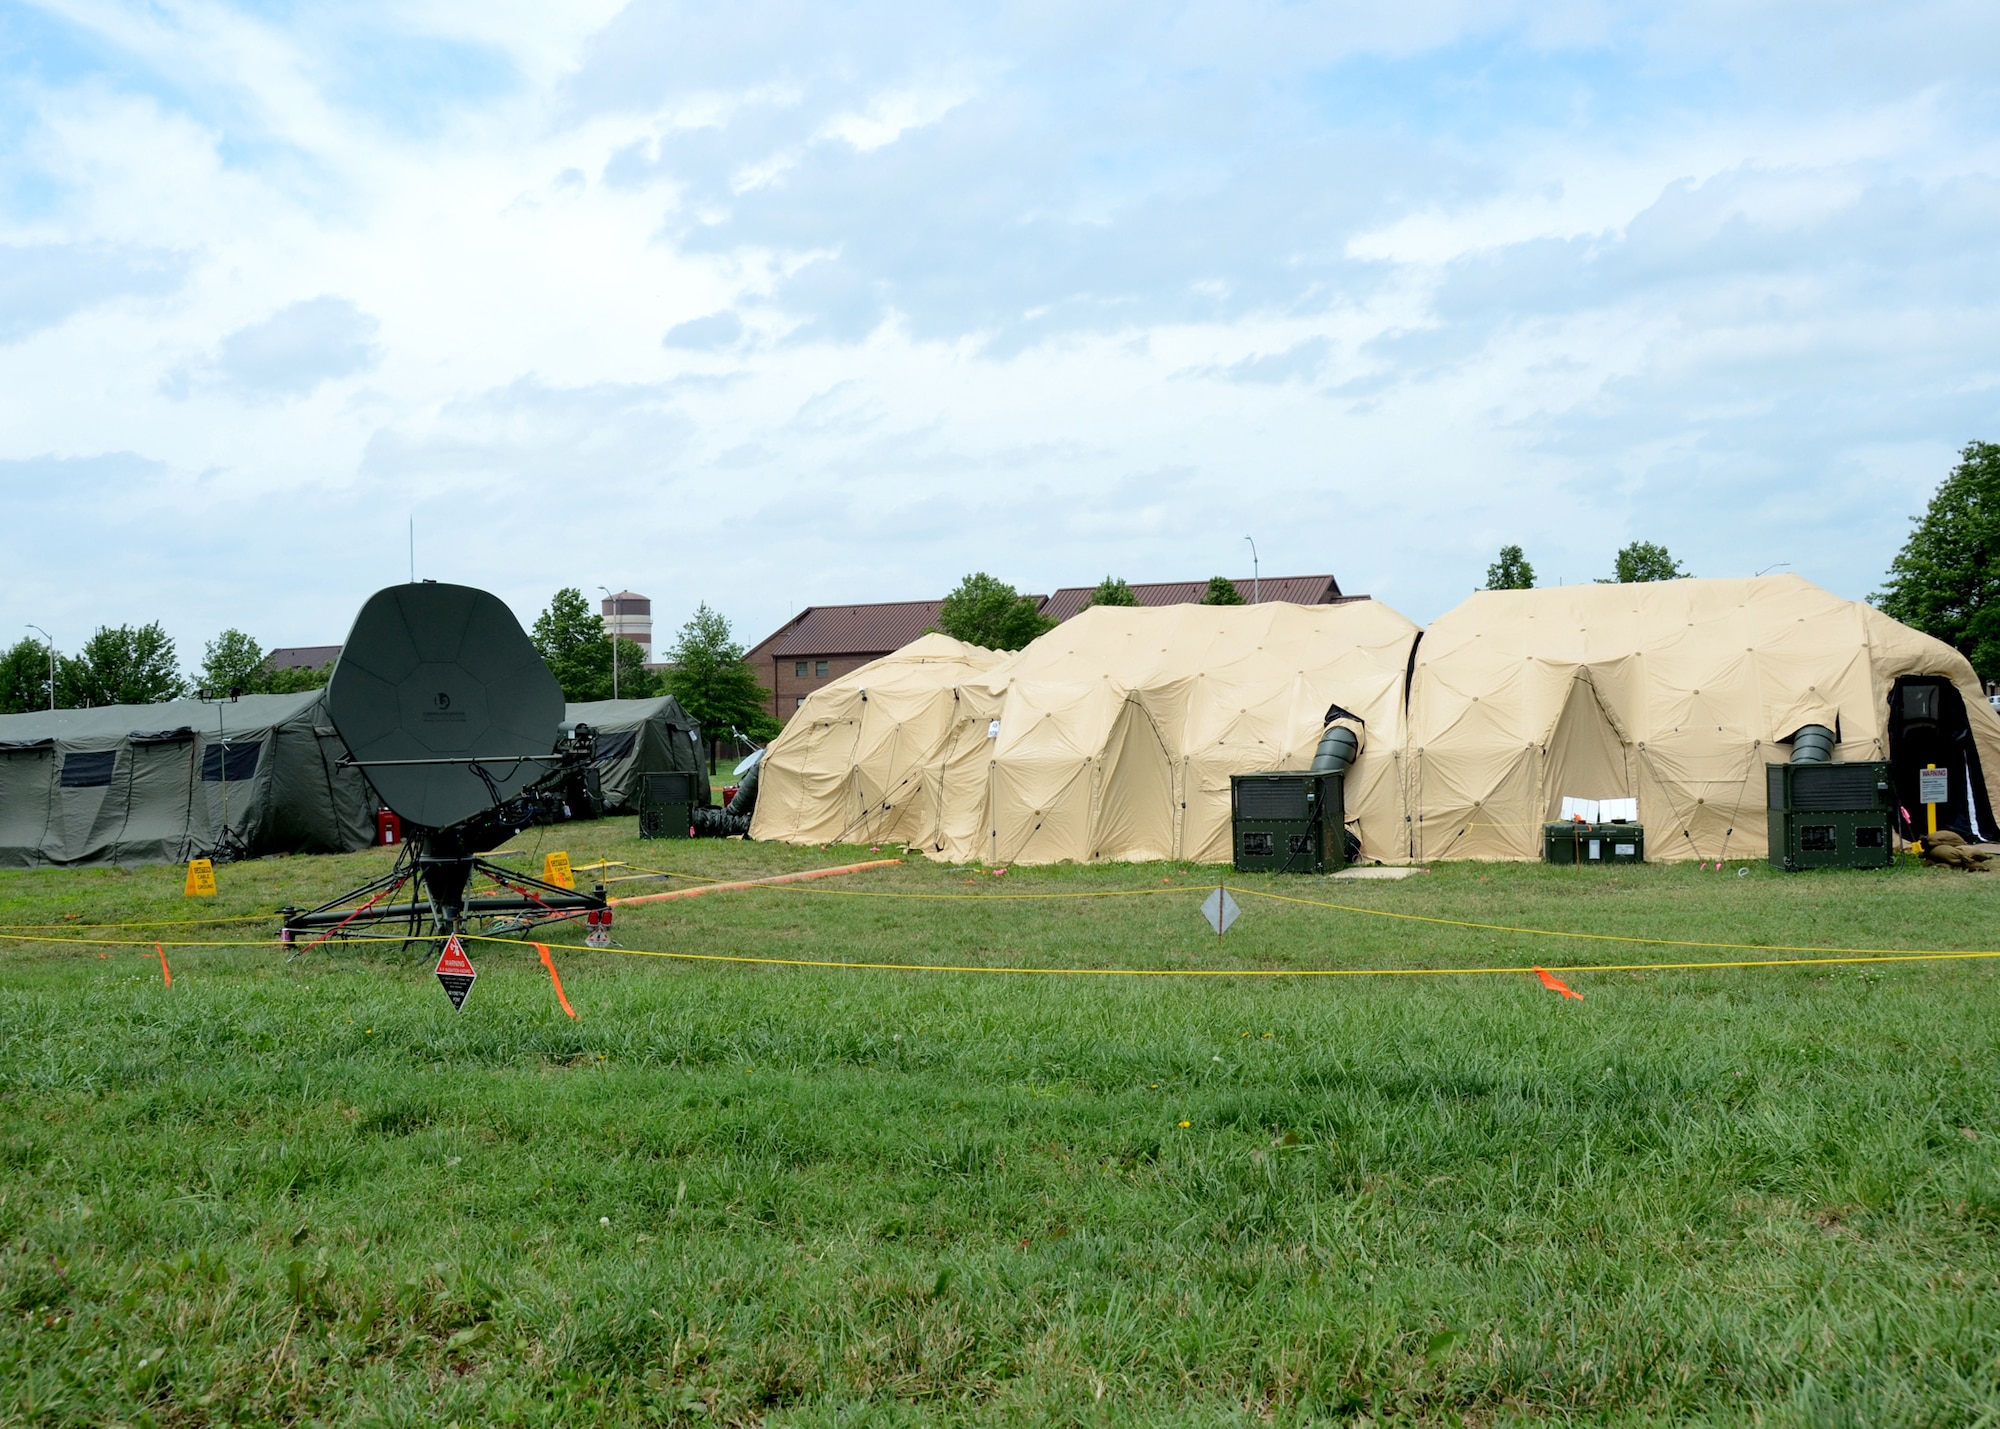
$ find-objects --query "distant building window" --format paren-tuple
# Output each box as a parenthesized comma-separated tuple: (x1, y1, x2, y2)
(795, 661, 809, 677)
(795, 696, 805, 708)
(815, 661, 830, 677)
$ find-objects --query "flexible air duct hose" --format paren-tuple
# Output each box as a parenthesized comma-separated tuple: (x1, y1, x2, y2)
(728, 753, 762, 817)
(1790, 725, 1835, 764)
(1309, 724, 1360, 777)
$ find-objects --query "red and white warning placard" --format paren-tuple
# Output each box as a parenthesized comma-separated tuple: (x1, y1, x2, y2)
(434, 934, 477, 1011)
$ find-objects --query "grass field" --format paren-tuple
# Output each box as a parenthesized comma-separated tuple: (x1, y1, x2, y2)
(2, 826, 1998, 1426)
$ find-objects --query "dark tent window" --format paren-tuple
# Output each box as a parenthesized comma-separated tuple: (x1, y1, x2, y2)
(202, 741, 262, 782)
(59, 751, 117, 788)
(592, 731, 637, 764)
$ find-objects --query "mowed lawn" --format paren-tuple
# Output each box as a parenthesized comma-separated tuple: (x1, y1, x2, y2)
(2, 827, 1998, 1427)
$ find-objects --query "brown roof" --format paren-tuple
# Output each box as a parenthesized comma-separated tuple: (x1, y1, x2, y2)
(765, 600, 951, 659)
(1041, 574, 1344, 624)
(265, 644, 341, 671)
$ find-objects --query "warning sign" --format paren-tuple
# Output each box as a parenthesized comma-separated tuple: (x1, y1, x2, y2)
(543, 851, 574, 889)
(184, 859, 217, 898)
(1200, 887, 1240, 935)
(585, 906, 613, 948)
(1919, 767, 1950, 806)
(434, 935, 477, 1012)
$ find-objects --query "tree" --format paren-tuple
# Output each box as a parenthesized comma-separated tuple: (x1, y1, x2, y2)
(198, 629, 266, 696)
(1603, 541, 1689, 584)
(263, 662, 333, 694)
(57, 623, 185, 706)
(1876, 442, 2000, 683)
(662, 603, 775, 764)
(531, 588, 615, 702)
(0, 638, 53, 713)
(1088, 576, 1138, 608)
(1199, 575, 1244, 606)
(936, 573, 1054, 650)
(1485, 545, 1535, 590)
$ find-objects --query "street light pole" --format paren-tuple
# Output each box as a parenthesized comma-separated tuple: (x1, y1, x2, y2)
(597, 585, 619, 700)
(25, 625, 54, 711)
(1243, 537, 1259, 604)
(197, 686, 242, 860)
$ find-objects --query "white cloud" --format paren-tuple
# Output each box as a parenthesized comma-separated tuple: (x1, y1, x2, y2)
(0, 0, 1996, 660)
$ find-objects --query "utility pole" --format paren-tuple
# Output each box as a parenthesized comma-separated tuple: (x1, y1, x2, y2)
(1243, 536, 1259, 603)
(597, 586, 619, 699)
(25, 625, 54, 710)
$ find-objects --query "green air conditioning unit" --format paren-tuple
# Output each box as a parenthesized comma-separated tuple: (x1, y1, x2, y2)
(1542, 822, 1645, 865)
(1766, 761, 1893, 871)
(638, 770, 696, 840)
(1231, 771, 1346, 874)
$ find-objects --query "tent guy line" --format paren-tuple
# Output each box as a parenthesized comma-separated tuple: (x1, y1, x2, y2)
(5, 925, 2000, 981)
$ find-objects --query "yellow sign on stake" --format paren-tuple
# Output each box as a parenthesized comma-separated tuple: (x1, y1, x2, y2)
(543, 851, 575, 890)
(184, 859, 217, 898)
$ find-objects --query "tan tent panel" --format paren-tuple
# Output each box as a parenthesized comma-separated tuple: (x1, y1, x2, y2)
(751, 633, 1011, 848)
(1404, 575, 2000, 862)
(756, 601, 1421, 865)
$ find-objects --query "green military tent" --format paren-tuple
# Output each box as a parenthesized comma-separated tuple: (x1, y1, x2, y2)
(0, 691, 378, 868)
(565, 696, 708, 813)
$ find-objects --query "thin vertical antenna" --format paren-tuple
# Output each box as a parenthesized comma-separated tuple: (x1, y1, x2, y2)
(409, 516, 414, 582)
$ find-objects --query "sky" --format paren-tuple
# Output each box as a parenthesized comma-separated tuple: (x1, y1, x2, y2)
(3, 0, 1998, 664)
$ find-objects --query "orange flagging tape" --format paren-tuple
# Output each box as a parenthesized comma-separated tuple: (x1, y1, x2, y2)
(1534, 967, 1582, 1000)
(609, 858, 902, 907)
(536, 943, 577, 1018)
(156, 942, 171, 988)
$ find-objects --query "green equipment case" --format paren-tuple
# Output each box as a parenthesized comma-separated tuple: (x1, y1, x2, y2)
(1230, 771, 1347, 874)
(1766, 761, 1893, 871)
(637, 770, 697, 840)
(1542, 822, 1645, 865)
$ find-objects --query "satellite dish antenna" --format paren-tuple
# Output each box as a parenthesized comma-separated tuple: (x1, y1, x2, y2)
(282, 582, 609, 949)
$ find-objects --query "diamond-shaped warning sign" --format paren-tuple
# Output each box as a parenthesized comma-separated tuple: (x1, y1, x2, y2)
(434, 934, 477, 1012)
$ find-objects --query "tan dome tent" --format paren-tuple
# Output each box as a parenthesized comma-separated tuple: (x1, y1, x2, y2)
(1403, 575, 2000, 863)
(752, 633, 1011, 848)
(753, 602, 1420, 865)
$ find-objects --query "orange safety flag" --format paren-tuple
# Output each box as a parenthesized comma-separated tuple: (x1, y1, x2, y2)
(156, 942, 172, 988)
(1533, 967, 1581, 1000)
(536, 943, 577, 1019)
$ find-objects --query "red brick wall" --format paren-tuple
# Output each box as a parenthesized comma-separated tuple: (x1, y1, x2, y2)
(768, 652, 888, 723)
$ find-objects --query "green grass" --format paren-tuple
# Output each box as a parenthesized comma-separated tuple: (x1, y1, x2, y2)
(2, 828, 1998, 1426)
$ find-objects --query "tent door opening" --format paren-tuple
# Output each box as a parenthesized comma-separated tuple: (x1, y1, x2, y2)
(1541, 673, 1634, 823)
(1886, 676, 1995, 840)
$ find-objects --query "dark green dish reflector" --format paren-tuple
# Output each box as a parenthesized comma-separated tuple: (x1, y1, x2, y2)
(326, 584, 563, 830)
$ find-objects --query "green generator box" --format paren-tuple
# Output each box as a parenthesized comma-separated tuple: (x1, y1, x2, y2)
(1231, 771, 1346, 874)
(638, 770, 696, 840)
(1543, 822, 1645, 864)
(1766, 761, 1893, 871)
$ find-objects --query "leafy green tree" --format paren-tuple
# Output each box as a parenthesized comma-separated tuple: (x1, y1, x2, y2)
(198, 629, 266, 696)
(662, 603, 776, 764)
(263, 662, 333, 694)
(1485, 545, 1535, 590)
(937, 573, 1055, 650)
(1088, 576, 1138, 608)
(0, 638, 54, 713)
(1199, 576, 1244, 606)
(57, 623, 185, 707)
(1603, 541, 1689, 584)
(1876, 442, 2000, 682)
(531, 588, 615, 702)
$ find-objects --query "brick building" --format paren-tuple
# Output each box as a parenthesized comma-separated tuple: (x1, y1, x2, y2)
(746, 574, 1351, 724)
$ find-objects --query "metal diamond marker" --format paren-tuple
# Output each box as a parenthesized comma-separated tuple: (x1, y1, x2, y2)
(1200, 887, 1240, 936)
